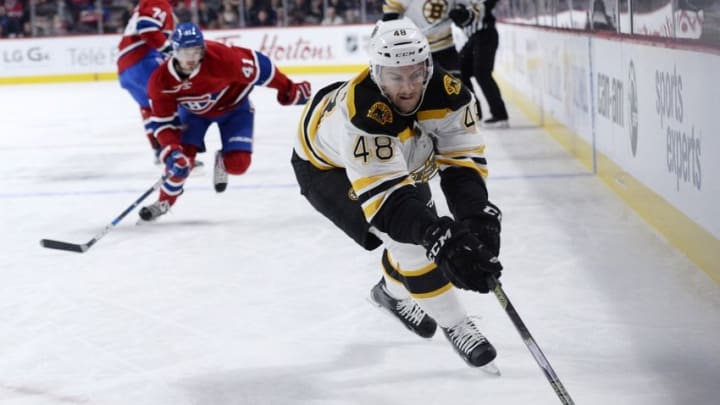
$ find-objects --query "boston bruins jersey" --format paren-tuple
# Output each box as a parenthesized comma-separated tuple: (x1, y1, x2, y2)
(383, 0, 471, 52)
(295, 67, 488, 226)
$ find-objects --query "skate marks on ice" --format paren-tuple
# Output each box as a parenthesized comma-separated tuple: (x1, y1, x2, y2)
(179, 342, 499, 405)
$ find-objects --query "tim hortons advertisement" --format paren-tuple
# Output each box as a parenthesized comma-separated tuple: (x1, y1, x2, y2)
(0, 25, 373, 78)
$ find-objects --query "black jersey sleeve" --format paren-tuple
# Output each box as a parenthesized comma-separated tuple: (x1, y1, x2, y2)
(370, 184, 438, 244)
(439, 166, 489, 221)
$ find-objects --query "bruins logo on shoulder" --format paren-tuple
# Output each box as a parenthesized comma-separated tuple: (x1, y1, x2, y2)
(443, 74, 462, 95)
(367, 102, 393, 125)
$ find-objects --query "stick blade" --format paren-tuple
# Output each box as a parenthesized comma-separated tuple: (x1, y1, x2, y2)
(40, 239, 88, 253)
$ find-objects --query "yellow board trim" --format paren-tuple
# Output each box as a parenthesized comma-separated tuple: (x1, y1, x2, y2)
(0, 72, 118, 85)
(0, 64, 367, 86)
(496, 75, 720, 284)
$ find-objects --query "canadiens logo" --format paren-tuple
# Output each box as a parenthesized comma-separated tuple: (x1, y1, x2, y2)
(443, 75, 461, 95)
(178, 86, 228, 114)
(367, 102, 393, 125)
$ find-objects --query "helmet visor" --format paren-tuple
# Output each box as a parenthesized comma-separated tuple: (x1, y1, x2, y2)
(175, 46, 204, 64)
(374, 61, 430, 115)
(376, 62, 429, 89)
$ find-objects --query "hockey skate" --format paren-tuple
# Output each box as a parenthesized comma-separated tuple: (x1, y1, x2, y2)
(213, 150, 228, 193)
(483, 117, 510, 129)
(443, 316, 500, 374)
(370, 278, 437, 338)
(138, 200, 170, 221)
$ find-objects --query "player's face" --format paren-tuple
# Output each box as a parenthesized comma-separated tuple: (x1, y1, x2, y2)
(377, 62, 428, 114)
(175, 46, 204, 75)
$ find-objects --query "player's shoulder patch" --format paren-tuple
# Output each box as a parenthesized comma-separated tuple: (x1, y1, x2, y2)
(367, 101, 393, 125)
(347, 70, 407, 136)
(443, 74, 462, 96)
(420, 68, 472, 111)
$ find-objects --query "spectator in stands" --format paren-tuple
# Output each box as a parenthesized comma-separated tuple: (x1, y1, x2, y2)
(51, 14, 69, 35)
(288, 0, 312, 25)
(247, 0, 277, 26)
(250, 7, 277, 26)
(321, 6, 343, 25)
(120, 1, 134, 29)
(307, 0, 323, 24)
(328, 0, 347, 16)
(0, 6, 8, 37)
(175, 1, 192, 22)
(4, 0, 24, 37)
(218, 0, 239, 27)
(198, 1, 220, 28)
(343, 7, 359, 24)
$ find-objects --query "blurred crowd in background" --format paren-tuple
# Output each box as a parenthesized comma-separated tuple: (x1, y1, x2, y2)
(1, 0, 718, 44)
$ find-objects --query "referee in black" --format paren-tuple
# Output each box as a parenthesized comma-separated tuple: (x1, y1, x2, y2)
(450, 0, 509, 128)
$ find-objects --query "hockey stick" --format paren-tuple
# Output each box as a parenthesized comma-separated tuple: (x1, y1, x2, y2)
(40, 176, 166, 253)
(491, 279, 576, 405)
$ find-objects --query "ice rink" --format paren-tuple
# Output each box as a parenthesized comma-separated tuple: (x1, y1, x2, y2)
(1, 74, 719, 405)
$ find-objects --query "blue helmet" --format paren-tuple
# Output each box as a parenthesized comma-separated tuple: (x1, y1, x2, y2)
(171, 22, 204, 51)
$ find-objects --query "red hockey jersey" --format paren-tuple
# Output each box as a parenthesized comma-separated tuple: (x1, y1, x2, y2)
(147, 41, 297, 146)
(116, 0, 175, 73)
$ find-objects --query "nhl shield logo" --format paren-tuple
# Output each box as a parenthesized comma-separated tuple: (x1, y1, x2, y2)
(345, 35, 358, 53)
(367, 102, 393, 125)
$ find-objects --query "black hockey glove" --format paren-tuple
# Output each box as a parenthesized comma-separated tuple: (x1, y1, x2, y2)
(449, 5, 473, 27)
(422, 217, 502, 293)
(449, 4, 485, 36)
(462, 201, 502, 257)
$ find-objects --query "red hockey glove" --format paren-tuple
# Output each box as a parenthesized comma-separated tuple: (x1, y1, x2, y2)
(277, 81, 311, 106)
(159, 144, 190, 178)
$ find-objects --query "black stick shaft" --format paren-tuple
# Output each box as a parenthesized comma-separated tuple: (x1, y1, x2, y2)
(40, 177, 165, 253)
(493, 281, 575, 405)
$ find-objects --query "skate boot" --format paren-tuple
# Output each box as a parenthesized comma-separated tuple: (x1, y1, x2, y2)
(442, 316, 498, 369)
(213, 150, 228, 193)
(483, 117, 510, 129)
(370, 278, 437, 338)
(138, 200, 171, 221)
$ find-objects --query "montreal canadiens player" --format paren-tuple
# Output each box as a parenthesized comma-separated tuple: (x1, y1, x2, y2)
(291, 18, 502, 369)
(117, 0, 176, 162)
(139, 22, 311, 221)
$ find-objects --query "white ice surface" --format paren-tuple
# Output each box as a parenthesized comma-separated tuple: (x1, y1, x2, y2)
(0, 75, 719, 405)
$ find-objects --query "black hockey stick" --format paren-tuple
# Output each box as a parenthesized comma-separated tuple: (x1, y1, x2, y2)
(40, 176, 166, 253)
(491, 279, 576, 405)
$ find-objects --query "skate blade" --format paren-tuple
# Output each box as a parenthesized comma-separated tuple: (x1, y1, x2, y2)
(480, 361, 501, 376)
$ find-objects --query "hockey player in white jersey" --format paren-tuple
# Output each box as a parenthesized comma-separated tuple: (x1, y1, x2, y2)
(291, 17, 503, 369)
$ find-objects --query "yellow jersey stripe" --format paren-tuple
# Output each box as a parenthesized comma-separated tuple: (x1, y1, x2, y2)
(347, 68, 370, 120)
(411, 282, 454, 299)
(417, 108, 453, 120)
(397, 127, 414, 142)
(351, 171, 406, 194)
(436, 157, 488, 177)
